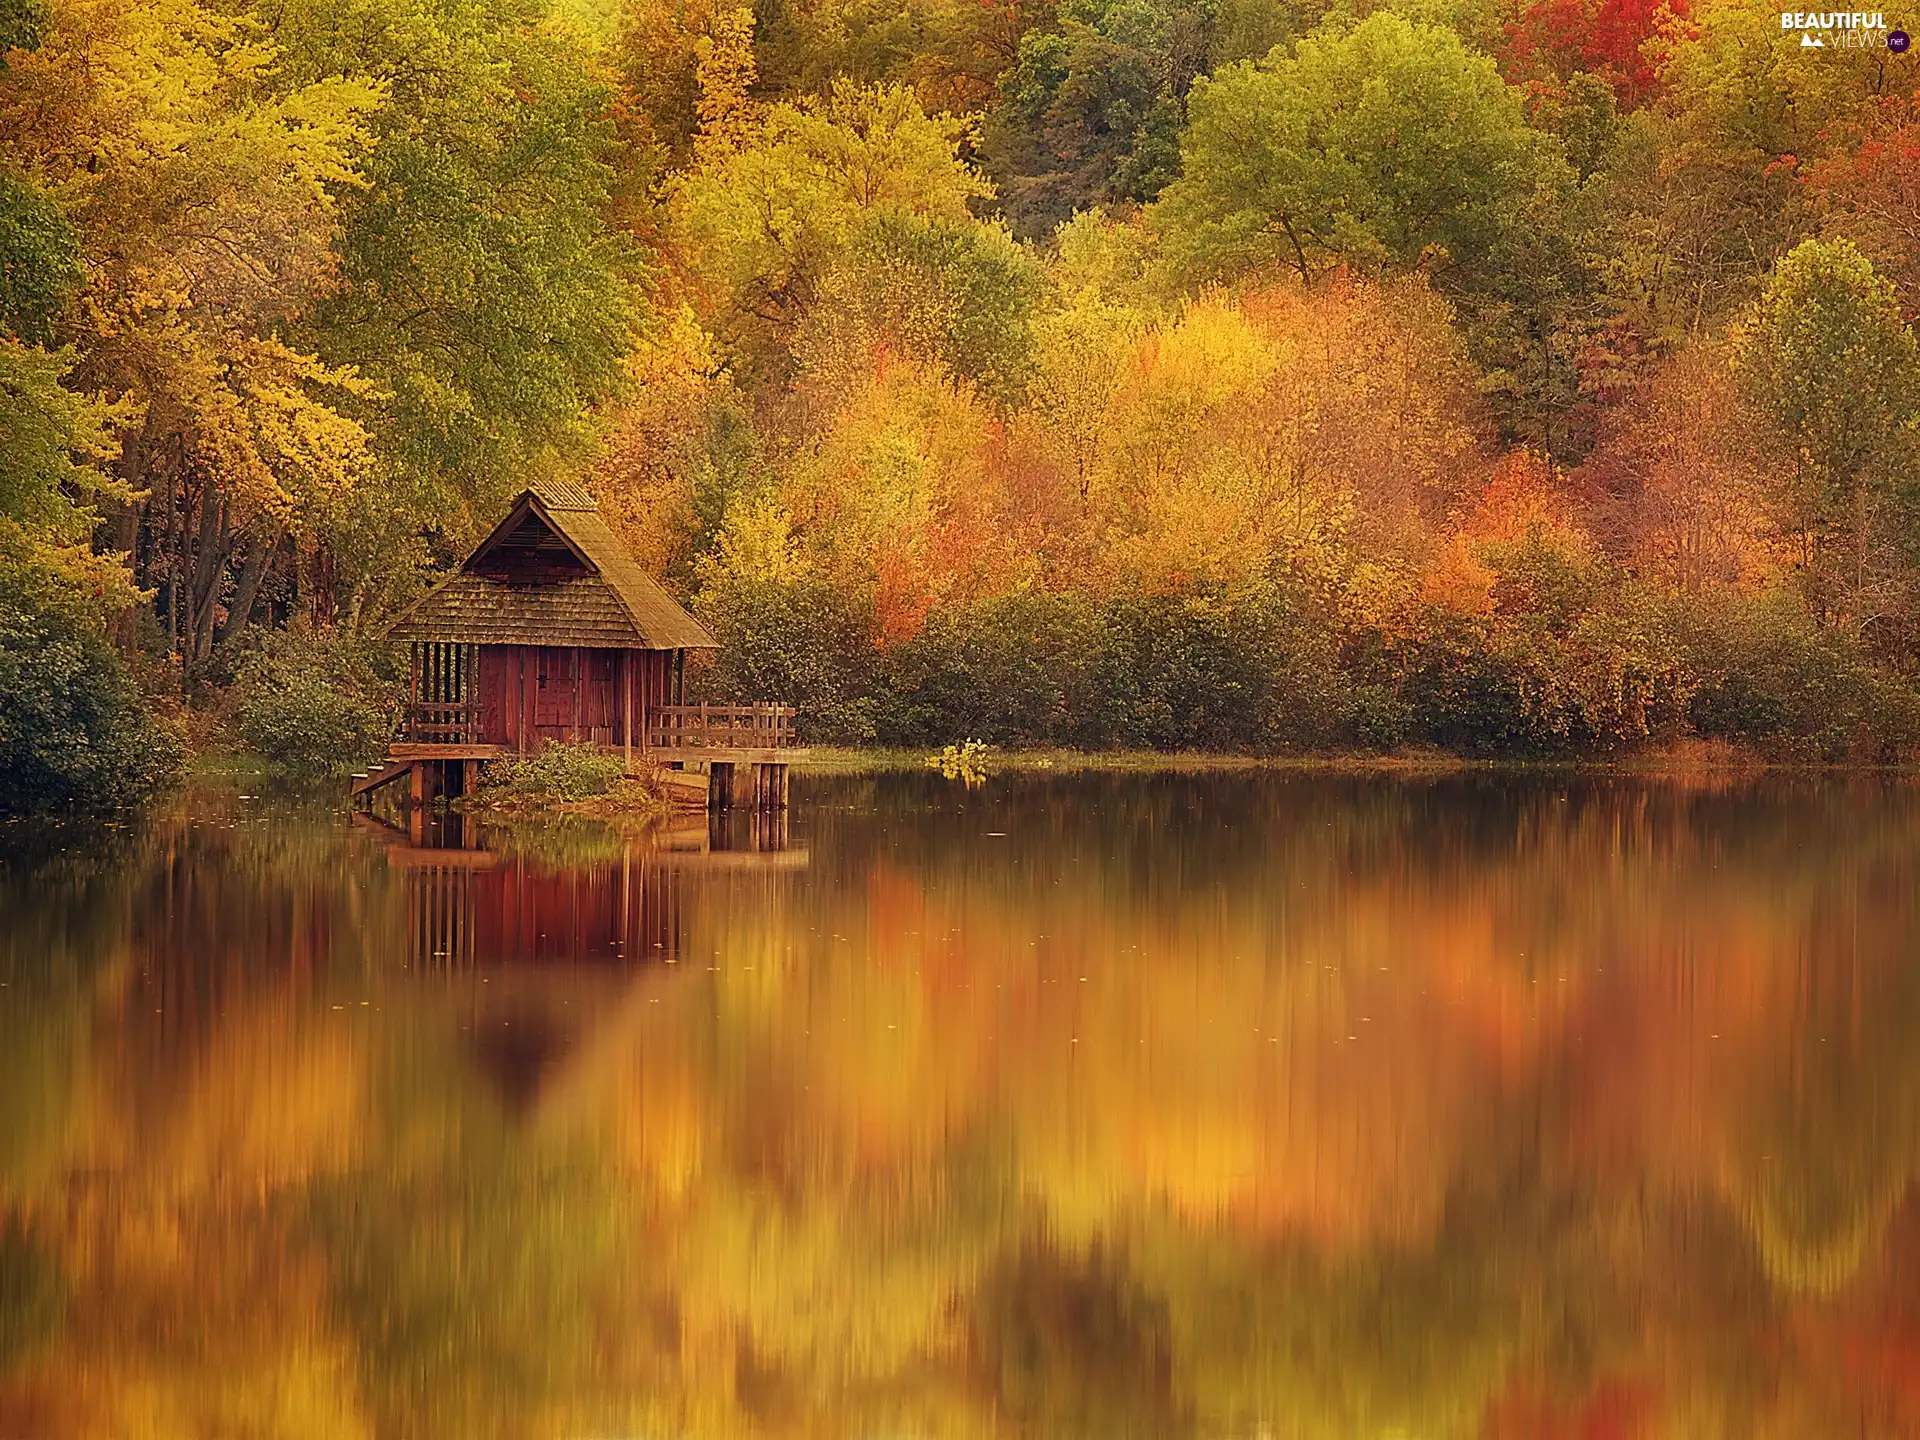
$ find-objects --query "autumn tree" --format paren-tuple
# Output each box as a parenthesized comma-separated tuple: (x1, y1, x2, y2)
(1803, 97, 1920, 316)
(0, 0, 382, 679)
(280, 0, 646, 621)
(1498, 0, 1686, 108)
(668, 80, 996, 383)
(1576, 344, 1775, 592)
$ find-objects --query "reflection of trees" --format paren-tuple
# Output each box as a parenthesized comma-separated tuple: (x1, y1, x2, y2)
(0, 1222, 63, 1372)
(7, 776, 1920, 1433)
(1720, 952, 1920, 1298)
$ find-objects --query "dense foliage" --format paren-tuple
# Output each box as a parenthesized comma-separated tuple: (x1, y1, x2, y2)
(2, 0, 1920, 777)
(0, 545, 182, 814)
(229, 626, 400, 778)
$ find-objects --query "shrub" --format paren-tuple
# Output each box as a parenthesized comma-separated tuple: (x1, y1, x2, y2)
(880, 586, 1349, 751)
(883, 592, 1107, 746)
(696, 575, 885, 742)
(1372, 603, 1693, 759)
(1674, 592, 1920, 761)
(472, 742, 629, 804)
(0, 554, 183, 815)
(1084, 588, 1349, 752)
(231, 625, 400, 778)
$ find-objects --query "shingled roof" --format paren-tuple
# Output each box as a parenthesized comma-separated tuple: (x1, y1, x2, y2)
(385, 483, 718, 650)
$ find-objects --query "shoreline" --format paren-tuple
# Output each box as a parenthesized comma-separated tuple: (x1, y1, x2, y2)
(173, 741, 1920, 794)
(791, 741, 1920, 780)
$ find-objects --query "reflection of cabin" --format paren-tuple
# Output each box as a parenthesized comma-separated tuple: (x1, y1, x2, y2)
(360, 815, 807, 1112)
(400, 850, 686, 970)
(363, 820, 809, 971)
(352, 480, 801, 811)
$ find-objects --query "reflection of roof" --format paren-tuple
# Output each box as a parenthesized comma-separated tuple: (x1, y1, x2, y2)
(386, 481, 717, 650)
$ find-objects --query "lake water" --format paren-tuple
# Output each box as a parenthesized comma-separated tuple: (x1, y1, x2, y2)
(3, 771, 1920, 1436)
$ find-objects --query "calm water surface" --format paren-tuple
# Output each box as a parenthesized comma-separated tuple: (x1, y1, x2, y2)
(3, 772, 1920, 1437)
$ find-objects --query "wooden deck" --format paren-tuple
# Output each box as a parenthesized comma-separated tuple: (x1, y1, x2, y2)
(355, 703, 806, 811)
(645, 703, 797, 752)
(378, 740, 810, 767)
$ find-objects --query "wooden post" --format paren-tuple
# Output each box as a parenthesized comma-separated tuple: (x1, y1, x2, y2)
(517, 649, 531, 754)
(622, 650, 634, 769)
(571, 646, 582, 743)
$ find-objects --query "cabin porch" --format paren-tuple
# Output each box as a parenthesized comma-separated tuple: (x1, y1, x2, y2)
(353, 643, 805, 812)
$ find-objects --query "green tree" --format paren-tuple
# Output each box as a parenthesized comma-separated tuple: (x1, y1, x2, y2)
(669, 80, 992, 383)
(0, 171, 78, 344)
(1151, 14, 1567, 288)
(979, 0, 1215, 239)
(280, 0, 647, 618)
(1730, 239, 1920, 637)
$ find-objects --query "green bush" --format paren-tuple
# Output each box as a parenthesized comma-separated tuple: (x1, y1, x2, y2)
(697, 575, 885, 743)
(1365, 600, 1690, 759)
(473, 742, 628, 803)
(1081, 589, 1349, 752)
(883, 591, 1108, 746)
(231, 625, 400, 778)
(1675, 592, 1920, 761)
(0, 556, 183, 815)
(689, 560, 1920, 760)
(765, 584, 1349, 753)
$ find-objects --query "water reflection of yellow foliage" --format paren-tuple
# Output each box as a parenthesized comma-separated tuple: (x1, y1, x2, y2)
(145, 1006, 365, 1193)
(5, 778, 1920, 1435)
(14, 1191, 368, 1440)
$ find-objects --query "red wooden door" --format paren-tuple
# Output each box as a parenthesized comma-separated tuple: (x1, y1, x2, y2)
(532, 647, 574, 742)
(475, 647, 513, 745)
(583, 651, 616, 741)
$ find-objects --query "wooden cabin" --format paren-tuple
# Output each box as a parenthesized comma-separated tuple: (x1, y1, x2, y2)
(354, 480, 799, 810)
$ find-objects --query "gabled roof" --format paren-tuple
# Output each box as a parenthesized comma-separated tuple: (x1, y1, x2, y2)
(386, 483, 718, 650)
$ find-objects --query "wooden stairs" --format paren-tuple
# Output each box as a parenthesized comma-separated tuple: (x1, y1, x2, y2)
(350, 759, 414, 801)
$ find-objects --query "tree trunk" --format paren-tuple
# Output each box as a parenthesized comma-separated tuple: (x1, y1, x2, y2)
(187, 490, 230, 671)
(214, 521, 284, 655)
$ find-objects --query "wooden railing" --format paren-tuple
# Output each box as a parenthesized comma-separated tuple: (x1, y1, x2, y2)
(405, 701, 474, 743)
(646, 703, 798, 751)
(400, 699, 799, 750)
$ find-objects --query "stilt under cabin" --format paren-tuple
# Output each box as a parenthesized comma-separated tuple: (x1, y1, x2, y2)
(350, 479, 803, 814)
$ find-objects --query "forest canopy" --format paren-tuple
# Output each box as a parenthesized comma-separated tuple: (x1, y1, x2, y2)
(3, 0, 1920, 797)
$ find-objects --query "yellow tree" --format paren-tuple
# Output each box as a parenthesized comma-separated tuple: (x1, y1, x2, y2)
(0, 0, 380, 677)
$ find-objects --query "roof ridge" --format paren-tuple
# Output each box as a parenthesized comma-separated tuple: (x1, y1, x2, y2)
(526, 477, 599, 512)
